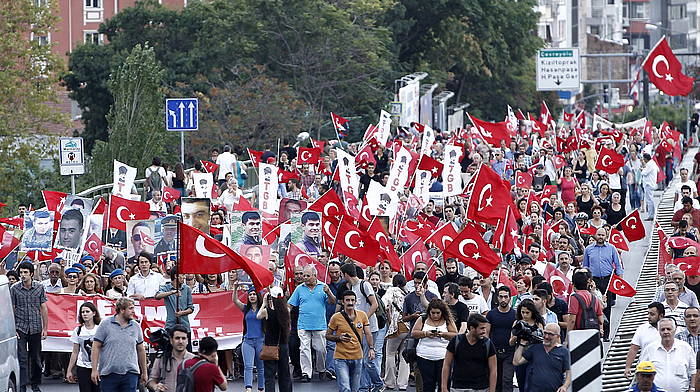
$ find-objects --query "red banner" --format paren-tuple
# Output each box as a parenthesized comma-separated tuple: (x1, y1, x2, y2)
(43, 292, 243, 352)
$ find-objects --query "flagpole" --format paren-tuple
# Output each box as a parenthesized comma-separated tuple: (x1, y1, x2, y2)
(103, 195, 112, 247)
(175, 218, 181, 327)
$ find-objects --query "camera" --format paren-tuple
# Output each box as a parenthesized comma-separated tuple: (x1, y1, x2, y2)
(149, 328, 172, 355)
(511, 320, 543, 344)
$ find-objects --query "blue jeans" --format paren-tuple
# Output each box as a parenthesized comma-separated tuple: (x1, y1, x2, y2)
(99, 373, 138, 392)
(242, 337, 265, 389)
(628, 183, 641, 209)
(374, 325, 387, 373)
(326, 339, 336, 374)
(335, 358, 363, 392)
(360, 331, 383, 392)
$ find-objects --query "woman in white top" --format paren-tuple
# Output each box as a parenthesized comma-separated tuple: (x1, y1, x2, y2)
(218, 180, 243, 212)
(60, 267, 81, 294)
(411, 299, 457, 392)
(104, 269, 128, 299)
(66, 302, 102, 391)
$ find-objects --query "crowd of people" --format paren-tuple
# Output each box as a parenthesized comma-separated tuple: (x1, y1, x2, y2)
(3, 112, 700, 392)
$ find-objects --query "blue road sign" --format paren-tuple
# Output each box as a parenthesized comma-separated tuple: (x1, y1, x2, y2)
(165, 98, 198, 131)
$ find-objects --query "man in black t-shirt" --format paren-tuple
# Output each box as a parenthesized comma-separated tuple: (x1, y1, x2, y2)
(441, 314, 497, 392)
(486, 286, 517, 392)
(443, 282, 470, 332)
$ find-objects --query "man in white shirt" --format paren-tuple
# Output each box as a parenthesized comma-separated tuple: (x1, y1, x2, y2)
(147, 190, 168, 214)
(41, 263, 63, 293)
(458, 276, 488, 315)
(641, 153, 659, 221)
(215, 145, 237, 186)
(127, 253, 165, 300)
(639, 317, 696, 392)
(624, 302, 664, 378)
(675, 168, 698, 204)
(404, 261, 440, 296)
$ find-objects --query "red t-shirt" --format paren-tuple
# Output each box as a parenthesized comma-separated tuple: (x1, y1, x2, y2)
(182, 357, 224, 392)
(567, 290, 603, 330)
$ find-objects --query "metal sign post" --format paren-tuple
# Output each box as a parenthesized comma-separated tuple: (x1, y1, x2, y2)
(59, 137, 85, 194)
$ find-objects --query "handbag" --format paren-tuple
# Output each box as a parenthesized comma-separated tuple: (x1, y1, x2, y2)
(401, 336, 418, 363)
(260, 344, 279, 361)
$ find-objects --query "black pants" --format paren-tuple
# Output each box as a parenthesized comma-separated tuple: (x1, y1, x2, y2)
(289, 330, 301, 376)
(495, 349, 514, 392)
(77, 366, 99, 392)
(264, 343, 292, 392)
(592, 275, 615, 338)
(17, 331, 42, 387)
(416, 356, 443, 392)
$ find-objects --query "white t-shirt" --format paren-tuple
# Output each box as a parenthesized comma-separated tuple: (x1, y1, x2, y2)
(70, 323, 98, 368)
(675, 180, 698, 198)
(216, 152, 237, 180)
(459, 294, 488, 314)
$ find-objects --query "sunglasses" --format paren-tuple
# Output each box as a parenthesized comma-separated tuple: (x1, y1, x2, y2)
(132, 234, 142, 241)
(67, 275, 78, 279)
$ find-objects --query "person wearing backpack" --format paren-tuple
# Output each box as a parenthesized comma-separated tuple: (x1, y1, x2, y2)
(441, 313, 497, 392)
(178, 336, 227, 392)
(146, 326, 194, 392)
(145, 157, 166, 200)
(566, 271, 604, 336)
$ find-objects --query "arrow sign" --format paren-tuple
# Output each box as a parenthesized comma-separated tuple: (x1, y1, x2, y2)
(165, 98, 198, 131)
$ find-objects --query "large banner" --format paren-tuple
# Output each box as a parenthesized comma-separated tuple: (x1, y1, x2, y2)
(43, 292, 243, 353)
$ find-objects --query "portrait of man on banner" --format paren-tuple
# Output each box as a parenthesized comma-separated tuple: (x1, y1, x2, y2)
(181, 197, 210, 234)
(55, 208, 89, 252)
(154, 215, 178, 266)
(112, 160, 137, 198)
(21, 211, 54, 252)
(237, 244, 272, 287)
(279, 198, 307, 223)
(126, 220, 155, 265)
(295, 211, 322, 256)
(230, 211, 262, 252)
(101, 247, 126, 277)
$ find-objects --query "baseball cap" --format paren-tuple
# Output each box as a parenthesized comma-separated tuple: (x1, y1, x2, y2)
(636, 361, 656, 374)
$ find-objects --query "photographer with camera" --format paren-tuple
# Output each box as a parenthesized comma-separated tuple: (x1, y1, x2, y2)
(146, 325, 194, 391)
(513, 323, 571, 392)
(508, 299, 544, 392)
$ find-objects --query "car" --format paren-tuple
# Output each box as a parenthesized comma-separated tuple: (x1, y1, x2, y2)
(0, 274, 19, 392)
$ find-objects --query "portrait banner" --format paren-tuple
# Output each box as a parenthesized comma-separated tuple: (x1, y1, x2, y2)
(112, 160, 137, 198)
(21, 211, 55, 251)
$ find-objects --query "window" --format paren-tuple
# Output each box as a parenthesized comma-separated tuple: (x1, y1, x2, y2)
(84, 32, 102, 45)
(590, 25, 600, 36)
(670, 33, 687, 49)
(631, 37, 646, 51)
(33, 35, 49, 46)
(85, 0, 101, 8)
(34, 0, 48, 6)
(690, 11, 697, 28)
(689, 38, 697, 51)
(630, 3, 647, 19)
(670, 4, 686, 20)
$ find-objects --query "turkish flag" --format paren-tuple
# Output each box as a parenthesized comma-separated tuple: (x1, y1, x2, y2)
(332, 216, 380, 263)
(309, 189, 346, 218)
(594, 147, 625, 174)
(84, 233, 103, 260)
(0, 217, 23, 228)
(643, 37, 694, 96)
(497, 269, 517, 296)
(674, 256, 700, 276)
(417, 155, 444, 178)
(355, 145, 377, 170)
(368, 217, 401, 271)
(400, 241, 432, 280)
(285, 243, 328, 283)
(467, 114, 512, 147)
(492, 206, 518, 254)
(0, 226, 20, 260)
(278, 169, 300, 184)
(107, 195, 151, 231)
(92, 197, 107, 215)
(235, 195, 256, 212)
(541, 185, 558, 201)
(31, 249, 58, 262)
(179, 223, 274, 289)
(667, 236, 700, 251)
(331, 112, 350, 137)
(552, 155, 566, 170)
(575, 111, 586, 128)
(544, 264, 572, 299)
(426, 222, 459, 252)
(540, 101, 553, 127)
(162, 187, 181, 203)
(247, 148, 264, 168)
(363, 124, 378, 141)
(601, 128, 624, 144)
(514, 171, 533, 188)
(608, 228, 629, 252)
(607, 273, 637, 297)
(657, 224, 673, 276)
(579, 226, 597, 236)
(563, 111, 574, 122)
(298, 147, 322, 165)
(617, 209, 646, 242)
(200, 160, 219, 174)
(43, 190, 68, 230)
(262, 219, 281, 244)
(404, 218, 434, 241)
(444, 223, 501, 276)
(466, 164, 514, 225)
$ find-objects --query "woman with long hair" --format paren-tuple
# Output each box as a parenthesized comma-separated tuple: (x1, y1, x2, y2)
(576, 183, 595, 219)
(66, 302, 102, 392)
(78, 273, 102, 295)
(172, 163, 186, 201)
(510, 299, 545, 392)
(233, 285, 265, 392)
(558, 166, 578, 204)
(382, 274, 410, 391)
(411, 298, 458, 392)
(257, 287, 292, 392)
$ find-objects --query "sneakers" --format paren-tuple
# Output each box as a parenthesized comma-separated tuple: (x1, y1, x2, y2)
(301, 374, 311, 383)
(324, 370, 336, 380)
(31, 386, 41, 392)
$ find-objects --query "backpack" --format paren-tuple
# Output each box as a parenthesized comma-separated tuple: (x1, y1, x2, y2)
(358, 280, 387, 329)
(146, 167, 163, 192)
(454, 334, 492, 359)
(572, 293, 599, 330)
(175, 358, 208, 392)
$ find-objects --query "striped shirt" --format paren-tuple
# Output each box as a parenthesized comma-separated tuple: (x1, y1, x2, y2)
(10, 281, 47, 334)
(663, 300, 690, 329)
(676, 329, 700, 353)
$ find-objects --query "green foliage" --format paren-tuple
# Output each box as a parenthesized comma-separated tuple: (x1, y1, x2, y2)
(88, 44, 174, 186)
(611, 104, 688, 133)
(0, 0, 68, 135)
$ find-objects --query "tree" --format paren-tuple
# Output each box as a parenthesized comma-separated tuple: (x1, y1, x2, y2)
(0, 0, 68, 135)
(193, 66, 310, 157)
(88, 43, 174, 186)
